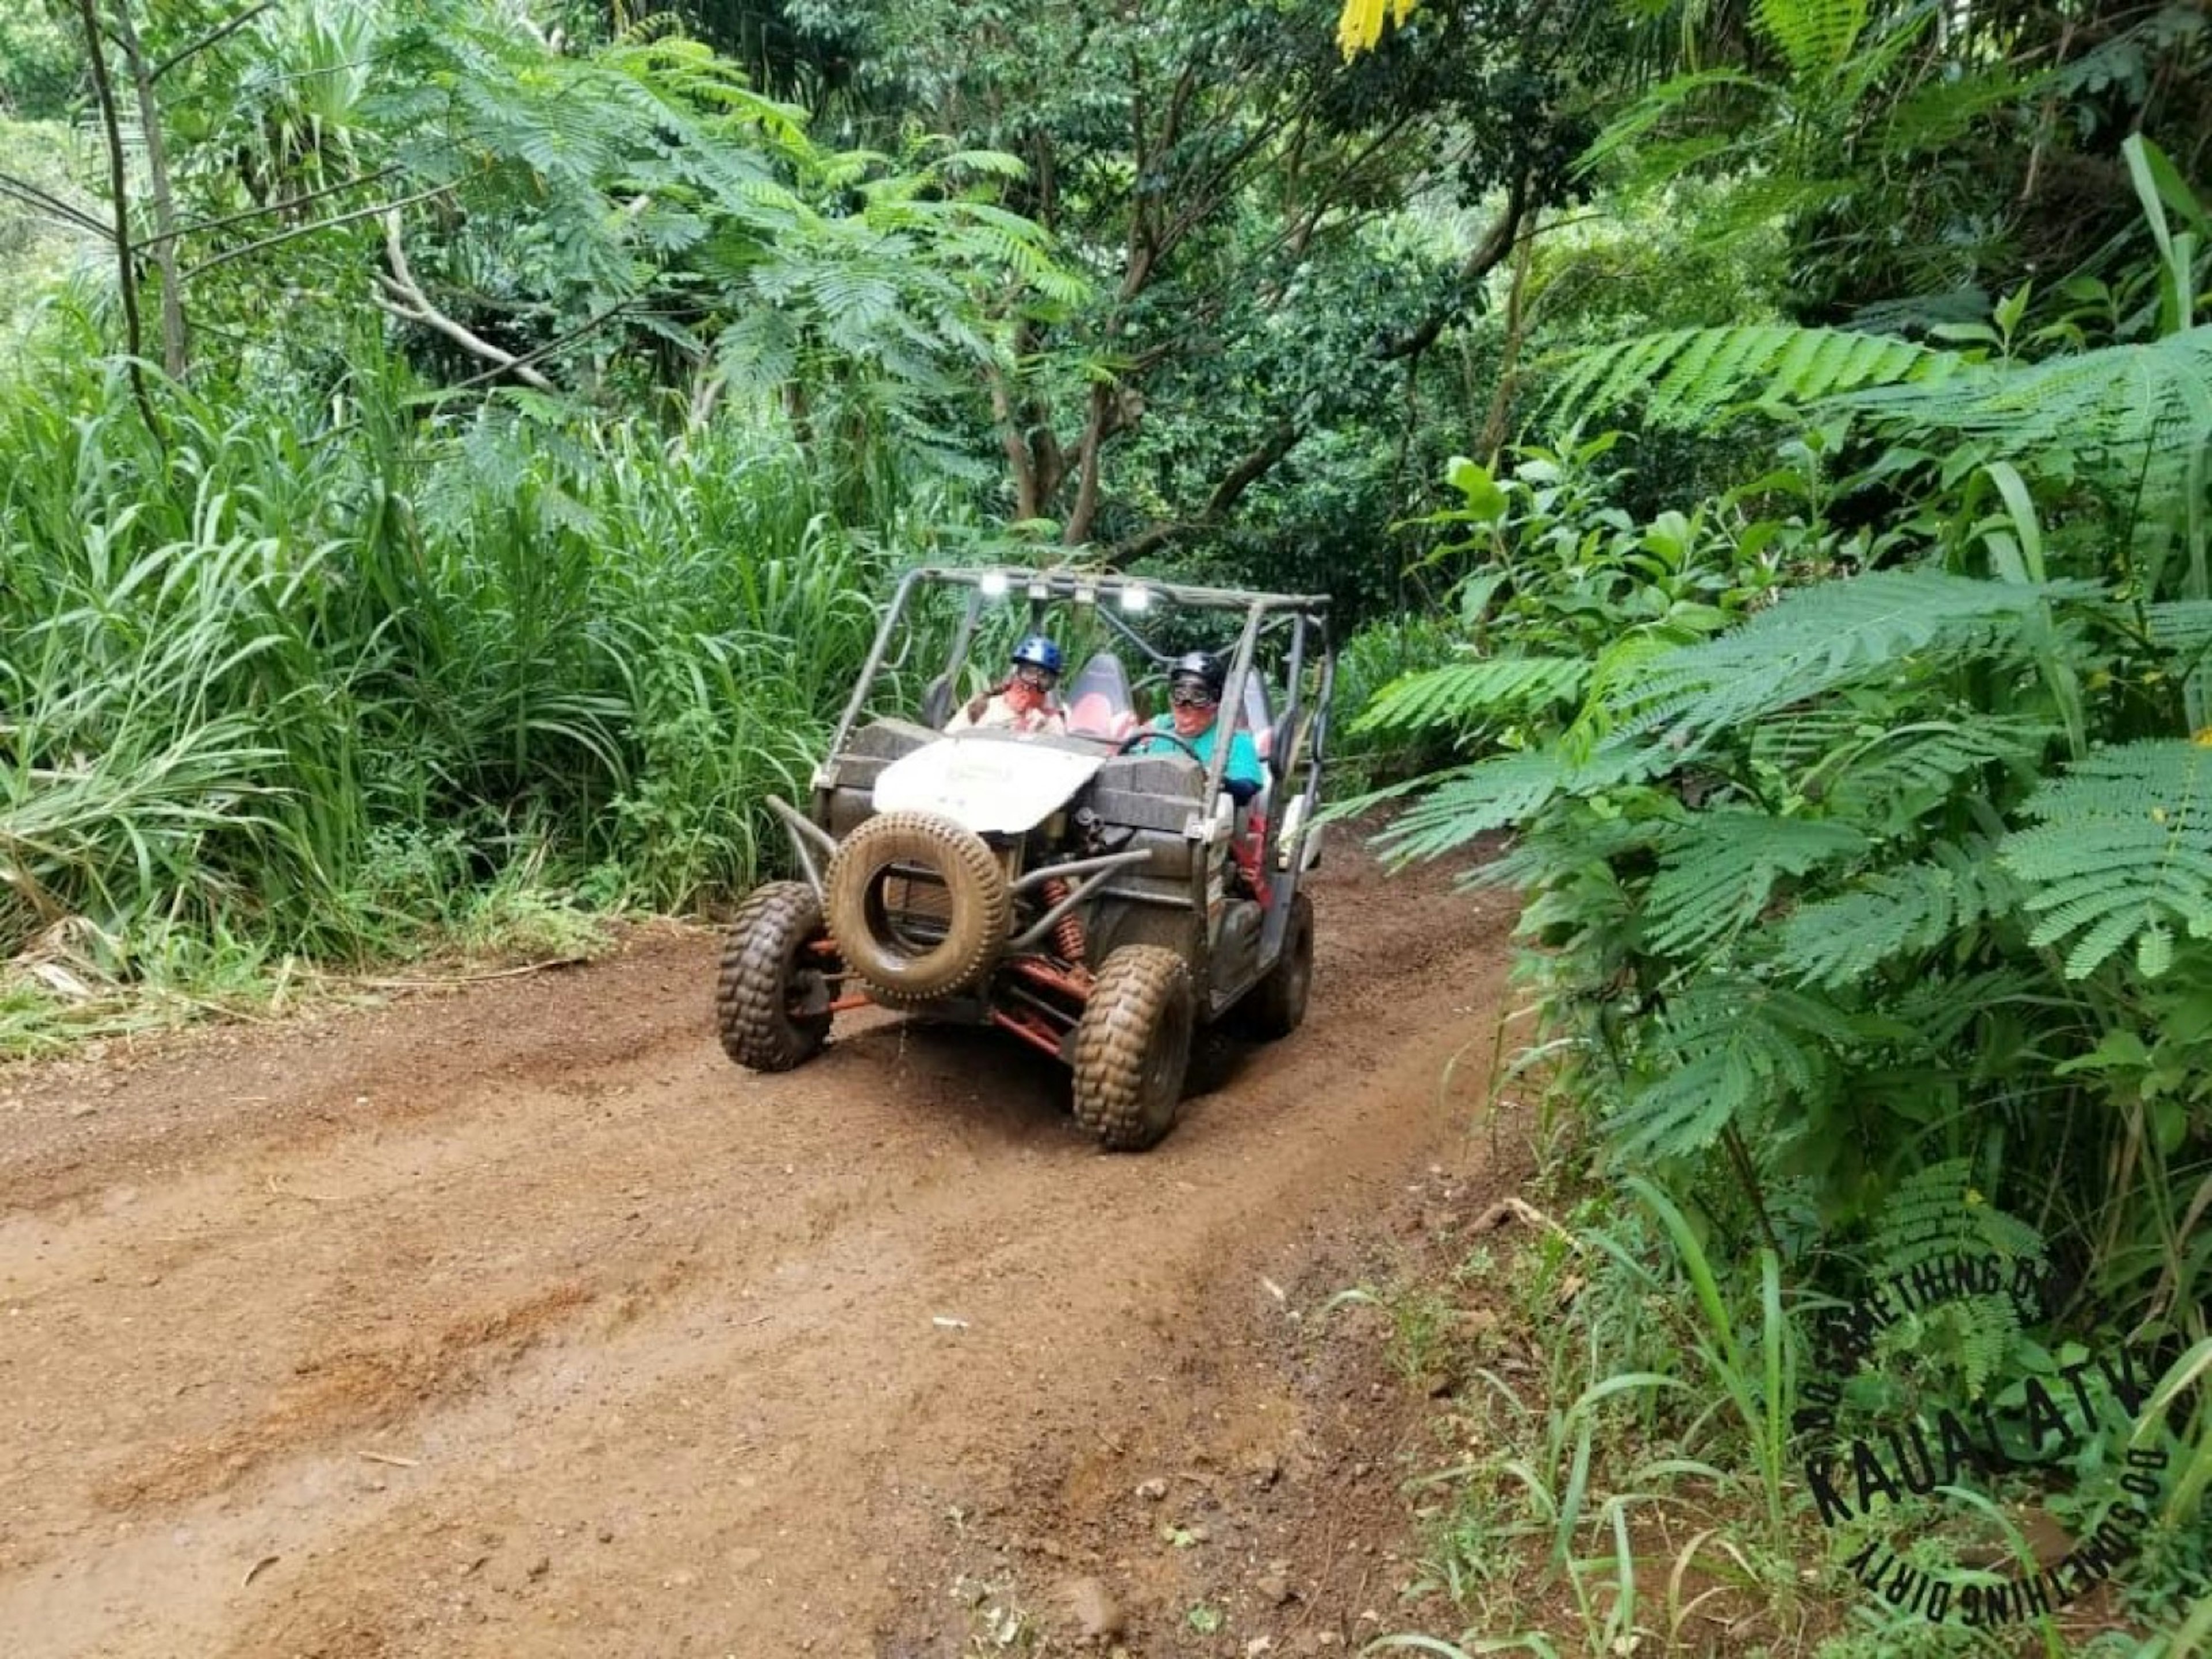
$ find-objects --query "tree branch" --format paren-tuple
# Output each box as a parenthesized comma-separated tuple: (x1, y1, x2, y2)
(431, 298, 631, 395)
(987, 365, 1043, 520)
(374, 209, 557, 393)
(1376, 173, 1531, 365)
(180, 179, 457, 281)
(1110, 418, 1305, 563)
(1203, 418, 1301, 519)
(0, 172, 113, 240)
(151, 0, 278, 82)
(1063, 380, 1121, 545)
(148, 164, 404, 248)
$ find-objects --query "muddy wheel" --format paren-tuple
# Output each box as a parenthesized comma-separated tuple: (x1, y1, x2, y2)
(1071, 945, 1196, 1152)
(1236, 889, 1313, 1040)
(716, 881, 836, 1071)
(824, 810, 1010, 1006)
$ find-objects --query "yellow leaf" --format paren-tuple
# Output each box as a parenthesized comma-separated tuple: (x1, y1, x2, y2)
(2195, 726, 2212, 748)
(1336, 0, 1418, 58)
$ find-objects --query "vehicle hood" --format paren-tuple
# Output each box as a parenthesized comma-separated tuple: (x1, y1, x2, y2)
(870, 734, 1105, 836)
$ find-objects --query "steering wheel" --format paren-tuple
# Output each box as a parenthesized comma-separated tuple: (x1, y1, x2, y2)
(1116, 728, 1206, 765)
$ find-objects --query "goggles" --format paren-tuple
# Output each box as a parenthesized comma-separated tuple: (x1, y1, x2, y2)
(1168, 681, 1217, 709)
(1011, 664, 1056, 688)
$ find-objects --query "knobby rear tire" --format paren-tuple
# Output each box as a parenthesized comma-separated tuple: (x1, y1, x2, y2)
(1237, 889, 1313, 1040)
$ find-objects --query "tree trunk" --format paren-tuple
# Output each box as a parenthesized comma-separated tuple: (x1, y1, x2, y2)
(72, 0, 161, 437)
(108, 0, 189, 377)
(1477, 214, 1540, 460)
(1062, 382, 1120, 546)
(988, 368, 1044, 520)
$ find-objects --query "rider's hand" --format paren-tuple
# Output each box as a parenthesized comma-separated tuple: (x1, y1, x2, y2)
(965, 691, 990, 722)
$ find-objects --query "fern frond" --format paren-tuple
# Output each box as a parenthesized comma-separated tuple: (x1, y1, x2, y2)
(1352, 656, 1588, 737)
(1835, 325, 2212, 468)
(1643, 812, 1869, 957)
(1372, 744, 1662, 865)
(1748, 709, 1874, 773)
(712, 309, 800, 391)
(1612, 571, 2080, 760)
(1861, 1156, 2044, 1398)
(1770, 838, 2021, 988)
(1753, 0, 1871, 74)
(1884, 967, 2048, 1054)
(2001, 739, 2212, 978)
(1874, 1156, 2044, 1271)
(1472, 812, 1664, 893)
(1546, 325, 1963, 426)
(1821, 716, 2058, 824)
(2143, 600, 2212, 669)
(1605, 982, 1857, 1164)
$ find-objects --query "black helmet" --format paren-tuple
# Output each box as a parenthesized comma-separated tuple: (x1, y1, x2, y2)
(1168, 649, 1226, 699)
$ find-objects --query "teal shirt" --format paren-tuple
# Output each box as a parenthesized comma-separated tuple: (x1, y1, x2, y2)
(1144, 714, 1264, 795)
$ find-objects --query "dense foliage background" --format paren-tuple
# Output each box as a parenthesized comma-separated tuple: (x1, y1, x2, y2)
(3, 0, 2207, 1652)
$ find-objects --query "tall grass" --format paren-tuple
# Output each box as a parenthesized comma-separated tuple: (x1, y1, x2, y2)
(0, 334, 896, 994)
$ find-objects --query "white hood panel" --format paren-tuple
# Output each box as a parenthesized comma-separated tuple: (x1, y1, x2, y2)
(871, 736, 1105, 836)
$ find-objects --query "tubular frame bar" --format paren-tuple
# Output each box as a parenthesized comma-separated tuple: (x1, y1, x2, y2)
(767, 793, 838, 897)
(1010, 848, 1156, 895)
(1006, 851, 1156, 953)
(902, 564, 1331, 615)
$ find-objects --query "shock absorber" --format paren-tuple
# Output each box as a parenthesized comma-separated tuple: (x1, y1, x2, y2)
(1039, 876, 1088, 967)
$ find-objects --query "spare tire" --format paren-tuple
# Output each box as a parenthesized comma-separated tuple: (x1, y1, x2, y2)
(824, 810, 1011, 1005)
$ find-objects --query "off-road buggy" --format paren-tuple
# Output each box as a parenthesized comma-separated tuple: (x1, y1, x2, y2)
(713, 564, 1335, 1150)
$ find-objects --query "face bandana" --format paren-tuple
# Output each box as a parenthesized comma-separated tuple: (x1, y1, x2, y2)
(1005, 677, 1046, 718)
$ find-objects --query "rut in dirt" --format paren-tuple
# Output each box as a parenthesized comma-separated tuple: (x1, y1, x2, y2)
(0, 834, 1518, 1659)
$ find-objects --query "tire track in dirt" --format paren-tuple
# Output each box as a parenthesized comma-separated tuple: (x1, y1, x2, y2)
(0, 834, 1520, 1658)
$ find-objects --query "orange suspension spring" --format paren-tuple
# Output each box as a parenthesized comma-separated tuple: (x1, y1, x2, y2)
(1039, 877, 1087, 967)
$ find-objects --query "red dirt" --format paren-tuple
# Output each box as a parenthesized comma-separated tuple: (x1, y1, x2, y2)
(0, 830, 1528, 1658)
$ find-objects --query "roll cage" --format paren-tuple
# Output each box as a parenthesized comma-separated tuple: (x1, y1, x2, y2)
(818, 565, 1336, 838)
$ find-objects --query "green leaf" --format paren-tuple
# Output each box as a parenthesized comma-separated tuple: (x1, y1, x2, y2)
(2002, 740, 2212, 978)
(1445, 456, 1508, 520)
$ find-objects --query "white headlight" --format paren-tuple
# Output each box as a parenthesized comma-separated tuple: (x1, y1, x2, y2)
(1121, 584, 1151, 612)
(979, 570, 1010, 597)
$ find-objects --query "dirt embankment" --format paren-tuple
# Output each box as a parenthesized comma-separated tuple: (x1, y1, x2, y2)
(0, 832, 1527, 1658)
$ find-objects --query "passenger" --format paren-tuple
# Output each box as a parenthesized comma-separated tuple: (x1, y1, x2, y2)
(945, 634, 1068, 736)
(1140, 650, 1263, 807)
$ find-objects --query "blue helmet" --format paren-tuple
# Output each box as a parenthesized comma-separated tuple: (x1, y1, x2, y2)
(1012, 634, 1063, 676)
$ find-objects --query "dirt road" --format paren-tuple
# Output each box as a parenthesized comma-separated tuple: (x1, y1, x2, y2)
(1, 832, 1521, 1658)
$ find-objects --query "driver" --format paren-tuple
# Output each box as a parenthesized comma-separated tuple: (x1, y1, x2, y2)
(1139, 650, 1263, 807)
(946, 634, 1068, 736)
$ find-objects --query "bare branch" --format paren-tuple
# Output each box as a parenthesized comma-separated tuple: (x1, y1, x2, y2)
(374, 209, 557, 393)
(432, 298, 631, 395)
(0, 172, 113, 240)
(147, 164, 404, 248)
(1202, 419, 1301, 521)
(1376, 174, 1532, 365)
(151, 1, 278, 82)
(1109, 418, 1305, 563)
(180, 179, 458, 281)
